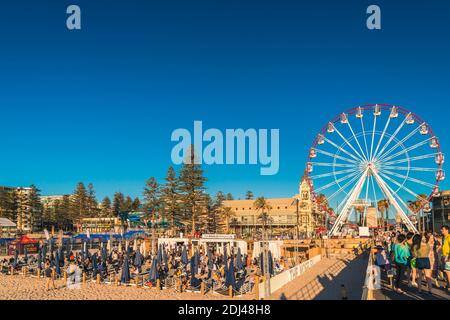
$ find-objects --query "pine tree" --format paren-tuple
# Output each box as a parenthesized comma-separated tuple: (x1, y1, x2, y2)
(161, 167, 181, 236)
(87, 183, 99, 217)
(28, 185, 43, 231)
(72, 182, 88, 220)
(131, 197, 141, 211)
(245, 191, 254, 200)
(143, 177, 162, 222)
(215, 191, 226, 205)
(100, 196, 112, 217)
(112, 192, 125, 216)
(124, 196, 133, 212)
(178, 146, 207, 236)
(60, 195, 73, 230)
(204, 194, 217, 233)
(226, 193, 234, 200)
(143, 177, 162, 254)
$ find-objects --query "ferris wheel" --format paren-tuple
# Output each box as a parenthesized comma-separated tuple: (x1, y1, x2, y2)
(306, 104, 445, 236)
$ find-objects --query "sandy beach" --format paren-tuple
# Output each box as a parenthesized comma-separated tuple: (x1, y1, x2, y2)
(0, 274, 251, 300)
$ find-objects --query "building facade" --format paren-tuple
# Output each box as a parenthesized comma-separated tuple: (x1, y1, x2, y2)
(222, 176, 323, 239)
(0, 186, 42, 232)
(431, 190, 450, 231)
(40, 195, 66, 209)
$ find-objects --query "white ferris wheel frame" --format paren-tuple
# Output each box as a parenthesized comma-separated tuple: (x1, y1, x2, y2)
(306, 104, 444, 237)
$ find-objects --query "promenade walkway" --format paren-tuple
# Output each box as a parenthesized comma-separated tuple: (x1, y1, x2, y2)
(374, 269, 450, 300)
(269, 252, 369, 300)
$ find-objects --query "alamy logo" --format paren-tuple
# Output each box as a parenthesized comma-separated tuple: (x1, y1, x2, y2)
(171, 121, 279, 175)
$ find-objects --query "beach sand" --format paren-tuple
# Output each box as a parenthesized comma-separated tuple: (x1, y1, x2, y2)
(0, 274, 251, 300)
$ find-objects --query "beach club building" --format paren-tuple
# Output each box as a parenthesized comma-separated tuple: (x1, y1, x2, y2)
(222, 176, 323, 239)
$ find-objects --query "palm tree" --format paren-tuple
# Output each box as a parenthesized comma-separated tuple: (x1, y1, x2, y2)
(253, 197, 273, 238)
(354, 203, 365, 226)
(221, 207, 234, 234)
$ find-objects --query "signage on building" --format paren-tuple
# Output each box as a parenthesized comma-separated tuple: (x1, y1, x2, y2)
(202, 234, 235, 240)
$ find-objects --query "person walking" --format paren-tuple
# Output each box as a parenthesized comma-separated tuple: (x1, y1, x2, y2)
(406, 232, 418, 288)
(412, 234, 432, 294)
(440, 226, 450, 293)
(393, 234, 411, 294)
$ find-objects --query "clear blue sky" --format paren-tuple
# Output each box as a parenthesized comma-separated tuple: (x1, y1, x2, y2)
(0, 0, 449, 200)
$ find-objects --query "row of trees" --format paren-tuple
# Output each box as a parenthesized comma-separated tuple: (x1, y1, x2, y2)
(0, 148, 257, 234)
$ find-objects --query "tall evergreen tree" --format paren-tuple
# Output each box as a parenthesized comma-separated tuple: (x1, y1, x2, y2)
(28, 185, 43, 231)
(143, 177, 162, 254)
(72, 182, 88, 219)
(100, 196, 112, 217)
(60, 195, 73, 229)
(245, 191, 254, 200)
(86, 183, 99, 217)
(131, 197, 141, 211)
(124, 196, 133, 212)
(143, 177, 162, 222)
(226, 193, 234, 200)
(161, 167, 181, 236)
(112, 192, 125, 216)
(178, 146, 207, 236)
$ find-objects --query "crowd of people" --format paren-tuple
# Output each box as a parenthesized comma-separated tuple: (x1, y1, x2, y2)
(373, 225, 450, 295)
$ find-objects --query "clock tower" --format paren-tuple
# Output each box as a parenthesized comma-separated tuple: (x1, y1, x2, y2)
(296, 173, 315, 237)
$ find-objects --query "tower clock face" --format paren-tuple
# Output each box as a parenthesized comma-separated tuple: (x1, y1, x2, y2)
(302, 192, 309, 200)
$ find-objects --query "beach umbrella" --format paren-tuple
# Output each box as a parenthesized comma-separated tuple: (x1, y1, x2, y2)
(49, 239, 54, 254)
(37, 246, 42, 270)
(193, 250, 199, 274)
(42, 242, 47, 261)
(259, 252, 264, 274)
(268, 251, 274, 276)
(13, 248, 18, 268)
(189, 254, 200, 288)
(181, 245, 188, 265)
(59, 246, 64, 266)
(157, 245, 163, 265)
(24, 247, 28, 262)
(101, 244, 108, 264)
(207, 248, 214, 270)
(134, 249, 143, 269)
(55, 251, 61, 276)
(120, 254, 130, 284)
(225, 260, 236, 289)
(235, 247, 243, 271)
(92, 253, 98, 278)
(80, 240, 85, 259)
(148, 257, 158, 282)
(223, 246, 228, 274)
(223, 245, 228, 266)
